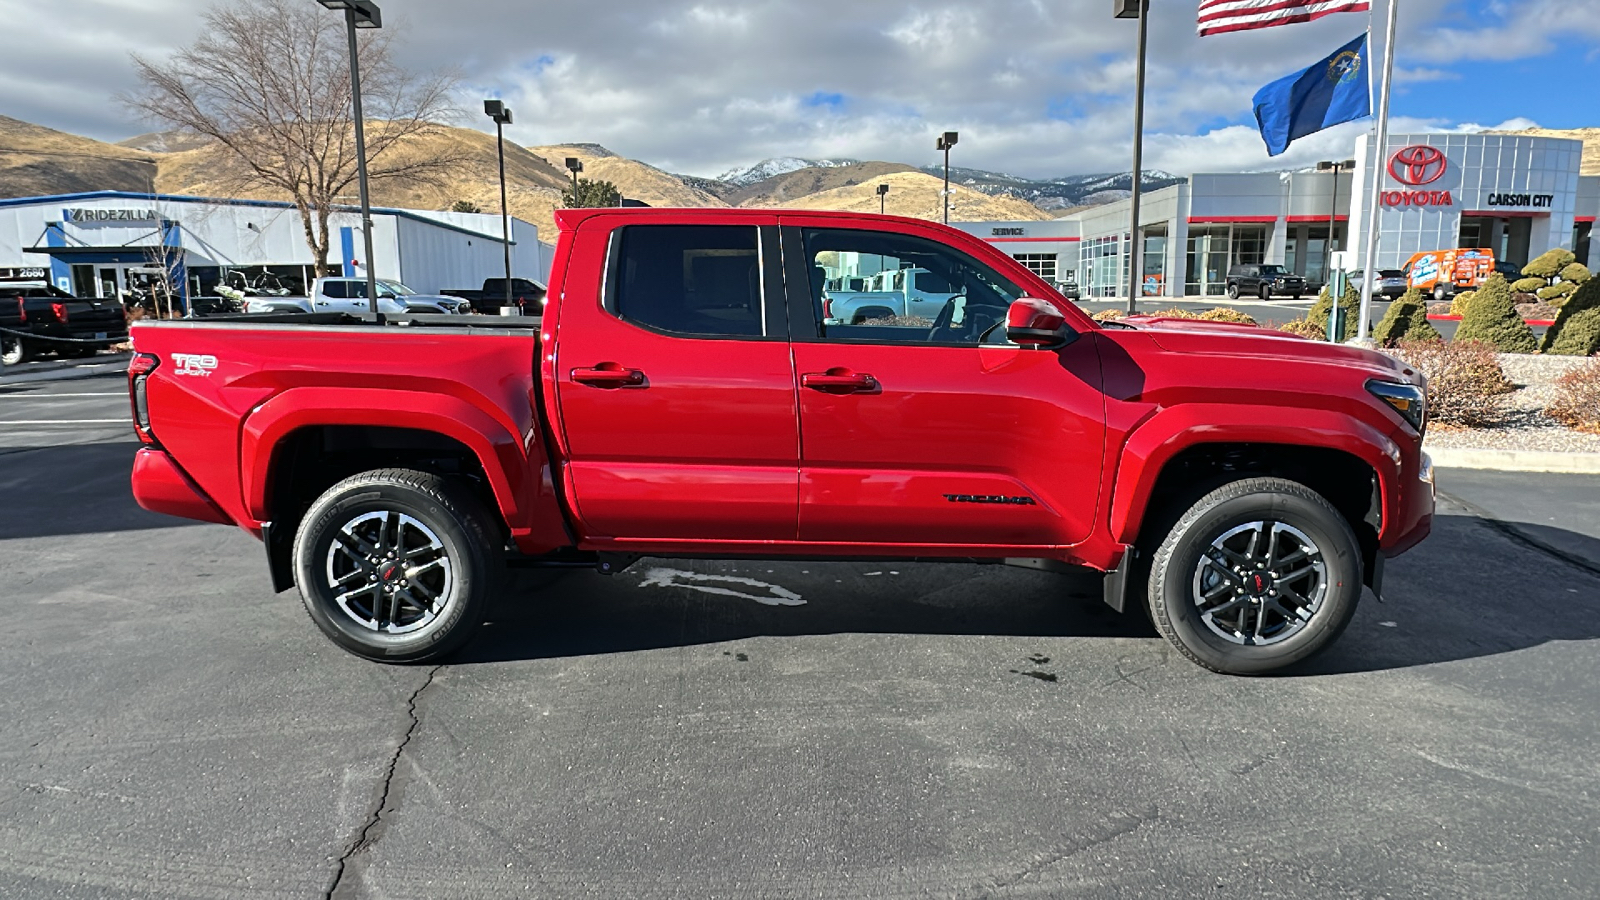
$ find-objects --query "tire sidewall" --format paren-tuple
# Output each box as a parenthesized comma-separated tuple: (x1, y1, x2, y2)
(1227, 284, 1240, 299)
(1153, 488, 1361, 675)
(295, 481, 488, 662)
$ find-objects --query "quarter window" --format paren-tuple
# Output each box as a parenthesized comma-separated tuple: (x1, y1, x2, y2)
(801, 228, 1026, 345)
(610, 225, 764, 337)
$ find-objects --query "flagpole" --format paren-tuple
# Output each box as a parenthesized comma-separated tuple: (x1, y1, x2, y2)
(1357, 0, 1399, 342)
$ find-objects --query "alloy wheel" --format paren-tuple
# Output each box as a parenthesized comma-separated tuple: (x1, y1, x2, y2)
(1190, 520, 1327, 646)
(324, 510, 455, 635)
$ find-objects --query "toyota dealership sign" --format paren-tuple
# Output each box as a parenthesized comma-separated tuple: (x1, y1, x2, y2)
(1382, 145, 1452, 207)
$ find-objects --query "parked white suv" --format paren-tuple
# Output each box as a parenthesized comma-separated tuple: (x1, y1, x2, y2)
(243, 278, 470, 315)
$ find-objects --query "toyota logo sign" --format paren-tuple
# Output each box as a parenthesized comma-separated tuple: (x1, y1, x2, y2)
(1388, 145, 1447, 186)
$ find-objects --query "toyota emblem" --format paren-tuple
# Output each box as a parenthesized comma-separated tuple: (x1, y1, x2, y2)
(1388, 145, 1447, 186)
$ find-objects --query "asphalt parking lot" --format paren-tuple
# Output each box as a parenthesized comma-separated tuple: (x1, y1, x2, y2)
(3, 373, 1599, 899)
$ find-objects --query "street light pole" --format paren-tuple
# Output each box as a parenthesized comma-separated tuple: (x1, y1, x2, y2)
(1116, 0, 1149, 313)
(936, 132, 958, 224)
(1316, 158, 1357, 285)
(485, 100, 514, 312)
(877, 183, 889, 215)
(565, 157, 583, 205)
(316, 0, 383, 316)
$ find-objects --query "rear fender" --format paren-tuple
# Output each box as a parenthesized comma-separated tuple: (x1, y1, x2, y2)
(240, 387, 529, 528)
(1108, 404, 1401, 546)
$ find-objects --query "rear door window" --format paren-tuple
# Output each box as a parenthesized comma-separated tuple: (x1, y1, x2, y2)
(609, 225, 768, 337)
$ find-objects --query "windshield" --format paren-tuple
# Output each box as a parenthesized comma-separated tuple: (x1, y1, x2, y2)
(379, 279, 414, 296)
(1259, 265, 1288, 276)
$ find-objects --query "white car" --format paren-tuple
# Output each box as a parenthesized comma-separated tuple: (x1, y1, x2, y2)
(244, 278, 470, 315)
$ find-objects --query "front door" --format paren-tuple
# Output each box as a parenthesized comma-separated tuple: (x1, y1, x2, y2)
(96, 267, 123, 301)
(553, 217, 798, 542)
(782, 220, 1107, 550)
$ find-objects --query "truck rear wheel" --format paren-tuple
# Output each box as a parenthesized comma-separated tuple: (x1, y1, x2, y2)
(1, 336, 30, 366)
(293, 468, 502, 663)
(1146, 477, 1361, 675)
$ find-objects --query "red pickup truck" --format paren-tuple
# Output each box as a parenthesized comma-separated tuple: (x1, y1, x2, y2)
(127, 208, 1433, 675)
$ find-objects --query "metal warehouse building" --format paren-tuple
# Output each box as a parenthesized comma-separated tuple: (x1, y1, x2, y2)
(0, 191, 553, 309)
(968, 132, 1597, 300)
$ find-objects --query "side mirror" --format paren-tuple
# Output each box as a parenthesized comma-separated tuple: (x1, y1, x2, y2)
(1005, 297, 1074, 349)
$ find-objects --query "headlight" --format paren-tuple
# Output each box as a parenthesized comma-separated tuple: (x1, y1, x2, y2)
(1367, 380, 1426, 433)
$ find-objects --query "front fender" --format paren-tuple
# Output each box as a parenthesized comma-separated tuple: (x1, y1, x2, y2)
(240, 386, 530, 528)
(1107, 403, 1402, 546)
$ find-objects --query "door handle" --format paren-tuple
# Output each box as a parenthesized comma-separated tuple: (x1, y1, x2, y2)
(571, 364, 647, 388)
(801, 370, 878, 394)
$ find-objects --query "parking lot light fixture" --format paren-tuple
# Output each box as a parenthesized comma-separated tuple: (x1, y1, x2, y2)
(314, 0, 383, 315)
(1316, 158, 1358, 289)
(1116, 0, 1148, 314)
(565, 157, 583, 203)
(936, 131, 958, 224)
(877, 183, 889, 215)
(485, 100, 514, 312)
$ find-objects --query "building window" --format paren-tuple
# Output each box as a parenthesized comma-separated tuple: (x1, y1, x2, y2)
(1012, 253, 1058, 282)
(1576, 222, 1593, 267)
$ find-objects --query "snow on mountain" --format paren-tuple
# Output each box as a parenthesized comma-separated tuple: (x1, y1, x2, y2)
(715, 157, 860, 186)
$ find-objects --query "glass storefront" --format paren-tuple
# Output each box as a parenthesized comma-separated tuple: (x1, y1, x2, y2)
(1184, 224, 1267, 296)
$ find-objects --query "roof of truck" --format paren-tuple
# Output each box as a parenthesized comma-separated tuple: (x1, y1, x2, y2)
(552, 206, 946, 233)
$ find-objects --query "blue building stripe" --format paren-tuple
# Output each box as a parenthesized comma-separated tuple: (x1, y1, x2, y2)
(340, 227, 356, 277)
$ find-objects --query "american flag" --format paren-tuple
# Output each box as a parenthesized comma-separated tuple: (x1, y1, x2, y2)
(1198, 0, 1371, 37)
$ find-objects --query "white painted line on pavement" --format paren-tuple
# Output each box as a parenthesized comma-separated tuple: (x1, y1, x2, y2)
(0, 419, 130, 425)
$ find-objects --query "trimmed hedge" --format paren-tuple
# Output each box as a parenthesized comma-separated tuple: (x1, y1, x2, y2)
(1523, 248, 1576, 279)
(1454, 273, 1537, 353)
(1561, 262, 1592, 285)
(1198, 307, 1258, 325)
(1538, 282, 1578, 303)
(1511, 277, 1547, 294)
(1277, 317, 1326, 340)
(1449, 290, 1477, 317)
(1543, 277, 1600, 356)
(1308, 283, 1359, 339)
(1373, 287, 1441, 347)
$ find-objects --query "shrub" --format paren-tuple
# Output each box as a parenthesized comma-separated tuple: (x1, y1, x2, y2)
(1511, 277, 1547, 294)
(1449, 290, 1477, 316)
(1538, 282, 1578, 303)
(1150, 307, 1202, 319)
(1091, 308, 1125, 322)
(1546, 357, 1600, 433)
(1276, 317, 1325, 340)
(1560, 262, 1592, 285)
(448, 199, 482, 213)
(1198, 307, 1258, 325)
(1454, 273, 1538, 353)
(1396, 339, 1514, 427)
(1373, 288, 1441, 347)
(1523, 248, 1576, 279)
(1543, 277, 1600, 356)
(1308, 283, 1359, 339)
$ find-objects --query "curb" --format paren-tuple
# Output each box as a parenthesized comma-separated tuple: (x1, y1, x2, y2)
(1427, 447, 1600, 473)
(0, 358, 131, 386)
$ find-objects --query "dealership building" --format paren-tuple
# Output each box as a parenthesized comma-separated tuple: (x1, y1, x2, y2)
(0, 191, 553, 309)
(960, 132, 1596, 299)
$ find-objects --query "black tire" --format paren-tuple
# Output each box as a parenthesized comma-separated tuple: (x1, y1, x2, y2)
(1226, 283, 1240, 300)
(1, 336, 30, 367)
(1146, 477, 1361, 675)
(1291, 293, 1302, 301)
(1258, 285, 1271, 301)
(293, 468, 503, 663)
(1433, 284, 1449, 304)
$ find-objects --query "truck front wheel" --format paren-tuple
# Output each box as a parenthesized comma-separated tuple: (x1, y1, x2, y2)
(293, 468, 502, 663)
(1146, 477, 1361, 675)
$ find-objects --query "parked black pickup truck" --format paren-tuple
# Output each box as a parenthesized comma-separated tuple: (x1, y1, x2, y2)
(440, 277, 547, 314)
(1, 284, 128, 366)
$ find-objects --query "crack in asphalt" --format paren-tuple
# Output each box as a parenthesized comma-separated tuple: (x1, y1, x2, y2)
(325, 665, 441, 900)
(1441, 489, 1600, 580)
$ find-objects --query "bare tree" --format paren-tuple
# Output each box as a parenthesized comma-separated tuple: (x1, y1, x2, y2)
(122, 0, 460, 275)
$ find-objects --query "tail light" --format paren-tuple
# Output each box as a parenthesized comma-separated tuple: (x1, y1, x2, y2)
(14, 296, 23, 324)
(128, 352, 160, 444)
(52, 302, 69, 323)
(822, 297, 833, 320)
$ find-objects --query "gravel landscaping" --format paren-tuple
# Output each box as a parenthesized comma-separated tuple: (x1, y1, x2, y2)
(1418, 353, 1600, 454)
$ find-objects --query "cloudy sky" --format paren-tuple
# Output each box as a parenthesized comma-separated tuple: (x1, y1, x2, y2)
(2, 0, 1595, 179)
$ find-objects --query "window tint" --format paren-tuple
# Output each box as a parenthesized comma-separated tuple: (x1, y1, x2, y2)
(802, 228, 1026, 345)
(321, 281, 349, 299)
(612, 225, 763, 336)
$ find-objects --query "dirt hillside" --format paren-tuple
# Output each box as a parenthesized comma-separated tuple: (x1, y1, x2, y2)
(728, 161, 917, 207)
(765, 170, 1054, 222)
(0, 115, 156, 197)
(1490, 126, 1600, 175)
(529, 144, 728, 210)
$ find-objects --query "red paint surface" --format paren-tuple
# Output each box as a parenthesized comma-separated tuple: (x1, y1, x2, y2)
(130, 208, 1434, 574)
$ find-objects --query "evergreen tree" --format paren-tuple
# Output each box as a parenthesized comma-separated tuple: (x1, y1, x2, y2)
(563, 178, 622, 209)
(1454, 273, 1537, 353)
(1307, 283, 1359, 341)
(1373, 288, 1441, 346)
(1543, 277, 1600, 356)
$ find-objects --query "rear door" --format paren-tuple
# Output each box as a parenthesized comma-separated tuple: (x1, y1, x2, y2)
(780, 219, 1107, 549)
(553, 216, 798, 541)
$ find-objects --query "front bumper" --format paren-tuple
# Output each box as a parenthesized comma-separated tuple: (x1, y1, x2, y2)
(1383, 450, 1435, 557)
